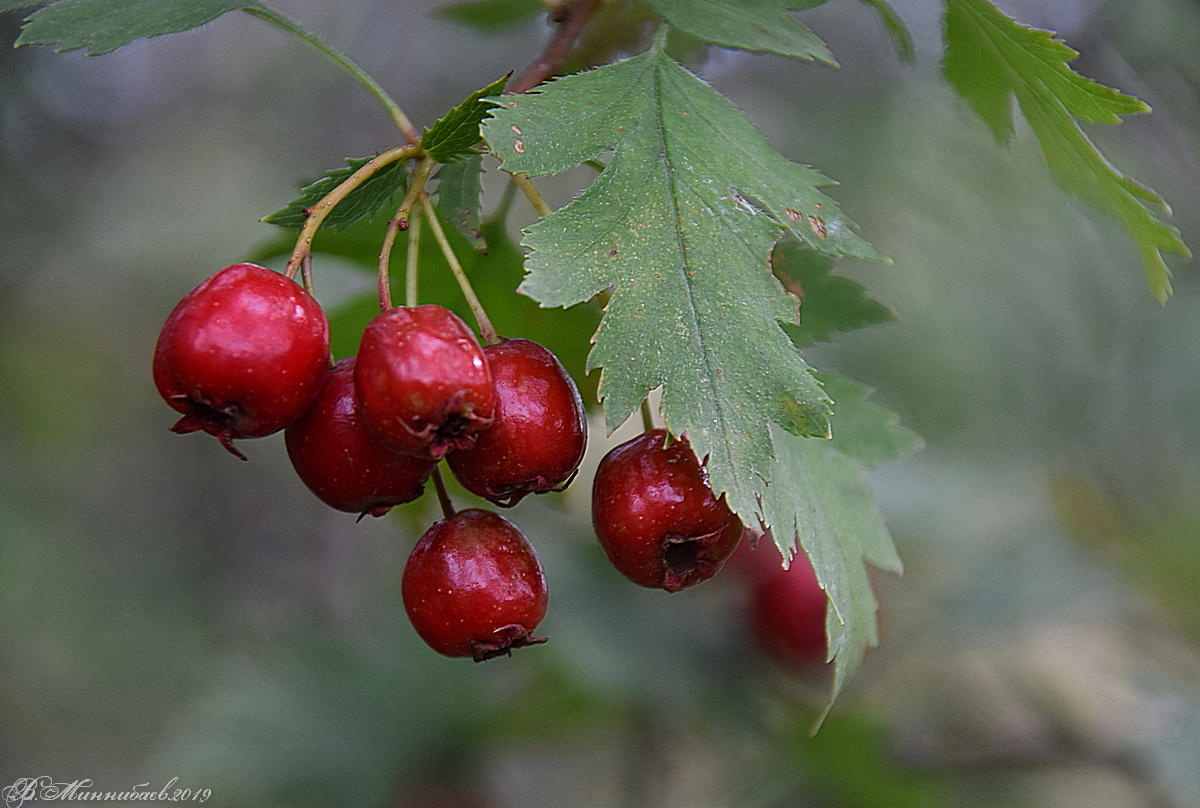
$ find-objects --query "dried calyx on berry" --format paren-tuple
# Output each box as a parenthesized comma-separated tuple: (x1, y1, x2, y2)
(354, 305, 496, 460)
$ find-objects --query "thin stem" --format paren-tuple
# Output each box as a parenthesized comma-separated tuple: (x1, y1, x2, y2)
(431, 468, 456, 520)
(512, 173, 552, 218)
(243, 5, 422, 143)
(375, 158, 436, 311)
(284, 145, 420, 281)
(377, 218, 401, 311)
(640, 398, 656, 433)
(507, 0, 600, 94)
(405, 211, 422, 308)
(419, 195, 500, 345)
(300, 253, 316, 296)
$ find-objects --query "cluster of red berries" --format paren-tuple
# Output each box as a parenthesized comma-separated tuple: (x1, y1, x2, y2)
(153, 263, 768, 661)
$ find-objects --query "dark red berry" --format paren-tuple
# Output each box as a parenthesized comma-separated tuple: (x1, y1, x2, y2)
(402, 509, 548, 661)
(285, 357, 437, 517)
(733, 535, 828, 668)
(447, 338, 586, 507)
(591, 428, 743, 592)
(152, 263, 330, 459)
(355, 305, 496, 460)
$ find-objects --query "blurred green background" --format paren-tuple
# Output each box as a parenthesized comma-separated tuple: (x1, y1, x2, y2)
(2, 1, 1199, 806)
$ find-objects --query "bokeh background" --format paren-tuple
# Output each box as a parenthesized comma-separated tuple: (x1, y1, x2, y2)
(2, 0, 1199, 806)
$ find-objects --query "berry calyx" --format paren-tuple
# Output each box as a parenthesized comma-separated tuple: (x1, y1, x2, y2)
(447, 338, 587, 507)
(402, 509, 548, 661)
(285, 357, 438, 517)
(152, 263, 330, 459)
(591, 428, 743, 592)
(354, 305, 496, 460)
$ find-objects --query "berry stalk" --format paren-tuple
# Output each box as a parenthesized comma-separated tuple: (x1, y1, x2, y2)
(419, 195, 499, 345)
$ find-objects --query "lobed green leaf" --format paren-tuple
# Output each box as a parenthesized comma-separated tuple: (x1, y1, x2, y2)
(262, 156, 408, 231)
(772, 242, 894, 347)
(421, 74, 509, 163)
(14, 0, 259, 55)
(434, 155, 487, 252)
(642, 0, 835, 62)
(943, 0, 1190, 302)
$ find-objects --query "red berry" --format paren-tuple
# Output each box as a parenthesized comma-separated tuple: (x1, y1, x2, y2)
(591, 428, 743, 592)
(152, 263, 330, 459)
(733, 535, 828, 668)
(285, 357, 437, 517)
(355, 305, 496, 460)
(447, 338, 587, 507)
(402, 509, 548, 661)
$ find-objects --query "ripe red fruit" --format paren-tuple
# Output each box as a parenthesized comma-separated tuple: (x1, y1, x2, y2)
(447, 338, 587, 507)
(733, 536, 829, 668)
(402, 509, 548, 661)
(591, 428, 743, 592)
(355, 305, 496, 460)
(152, 263, 330, 459)
(285, 357, 437, 517)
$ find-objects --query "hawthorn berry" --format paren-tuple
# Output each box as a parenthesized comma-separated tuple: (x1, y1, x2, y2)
(447, 338, 586, 507)
(402, 509, 548, 661)
(591, 428, 743, 592)
(355, 305, 496, 460)
(285, 357, 437, 517)
(152, 263, 330, 459)
(732, 535, 829, 668)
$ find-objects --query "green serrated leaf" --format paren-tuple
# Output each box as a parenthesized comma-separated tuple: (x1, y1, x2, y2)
(818, 373, 922, 468)
(857, 0, 913, 62)
(482, 44, 890, 531)
(773, 241, 894, 346)
(262, 156, 408, 232)
(434, 155, 487, 251)
(943, 0, 1191, 302)
(422, 75, 509, 163)
(15, 0, 258, 55)
(643, 0, 835, 62)
(433, 0, 544, 30)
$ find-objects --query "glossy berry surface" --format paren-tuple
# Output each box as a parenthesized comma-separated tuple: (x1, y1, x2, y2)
(733, 536, 828, 668)
(447, 338, 586, 507)
(285, 357, 437, 517)
(591, 428, 743, 592)
(355, 305, 496, 460)
(152, 263, 330, 459)
(402, 509, 548, 661)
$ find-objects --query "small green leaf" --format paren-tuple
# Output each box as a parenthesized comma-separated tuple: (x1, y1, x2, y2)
(262, 156, 408, 231)
(943, 0, 1191, 302)
(15, 0, 259, 56)
(433, 0, 544, 30)
(773, 242, 894, 346)
(434, 155, 487, 252)
(857, 0, 913, 62)
(818, 373, 922, 468)
(643, 0, 835, 62)
(421, 74, 509, 164)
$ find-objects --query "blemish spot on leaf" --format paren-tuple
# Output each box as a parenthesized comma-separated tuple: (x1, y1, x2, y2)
(510, 124, 523, 135)
(514, 139, 525, 154)
(807, 215, 827, 239)
(785, 208, 803, 223)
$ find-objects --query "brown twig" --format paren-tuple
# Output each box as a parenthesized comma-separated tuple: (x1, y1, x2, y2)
(507, 0, 599, 95)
